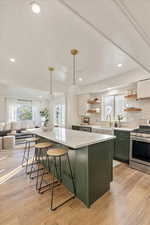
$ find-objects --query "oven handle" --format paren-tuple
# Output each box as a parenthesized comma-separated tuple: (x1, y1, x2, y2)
(131, 136, 150, 143)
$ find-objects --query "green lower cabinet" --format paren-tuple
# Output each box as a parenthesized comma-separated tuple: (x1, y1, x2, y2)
(88, 140, 114, 205)
(36, 136, 114, 207)
(114, 130, 130, 163)
(61, 147, 89, 206)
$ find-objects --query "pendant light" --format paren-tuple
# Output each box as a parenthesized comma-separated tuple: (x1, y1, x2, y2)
(69, 49, 80, 94)
(47, 66, 55, 130)
(48, 67, 55, 100)
(31, 1, 41, 14)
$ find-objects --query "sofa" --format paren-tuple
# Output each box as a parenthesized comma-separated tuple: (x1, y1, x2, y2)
(0, 121, 38, 137)
(0, 122, 11, 136)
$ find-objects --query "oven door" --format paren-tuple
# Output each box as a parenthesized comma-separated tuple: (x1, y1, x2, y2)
(130, 137, 150, 166)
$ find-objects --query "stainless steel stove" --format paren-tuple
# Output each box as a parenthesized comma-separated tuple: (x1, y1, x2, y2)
(130, 126, 150, 174)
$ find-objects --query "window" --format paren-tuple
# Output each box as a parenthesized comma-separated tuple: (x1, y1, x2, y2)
(102, 95, 125, 121)
(102, 96, 114, 121)
(16, 100, 32, 121)
(114, 95, 125, 120)
(54, 104, 65, 127)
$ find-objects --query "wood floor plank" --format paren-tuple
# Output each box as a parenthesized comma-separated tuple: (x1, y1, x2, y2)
(0, 148, 150, 225)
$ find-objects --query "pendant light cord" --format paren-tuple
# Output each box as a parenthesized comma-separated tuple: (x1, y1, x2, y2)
(48, 67, 54, 96)
(50, 70, 53, 96)
(73, 54, 76, 85)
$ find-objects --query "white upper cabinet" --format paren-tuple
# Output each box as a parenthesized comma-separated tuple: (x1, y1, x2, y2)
(137, 79, 150, 99)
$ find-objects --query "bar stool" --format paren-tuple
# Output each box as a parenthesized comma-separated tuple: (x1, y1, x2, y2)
(33, 142, 53, 190)
(46, 148, 76, 211)
(21, 137, 39, 174)
(28, 141, 51, 179)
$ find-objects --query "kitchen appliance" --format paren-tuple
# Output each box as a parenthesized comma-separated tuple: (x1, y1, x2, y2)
(81, 116, 90, 125)
(130, 125, 150, 174)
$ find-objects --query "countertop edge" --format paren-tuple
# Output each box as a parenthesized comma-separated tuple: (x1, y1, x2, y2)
(72, 124, 136, 132)
(28, 128, 116, 149)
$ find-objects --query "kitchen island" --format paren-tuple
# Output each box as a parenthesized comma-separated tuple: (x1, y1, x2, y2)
(30, 128, 115, 207)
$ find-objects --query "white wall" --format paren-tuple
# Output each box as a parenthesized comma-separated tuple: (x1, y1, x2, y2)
(0, 97, 6, 122)
(65, 95, 80, 128)
(0, 84, 50, 99)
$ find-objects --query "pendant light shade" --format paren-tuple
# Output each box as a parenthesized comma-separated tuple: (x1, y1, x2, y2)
(48, 66, 55, 97)
(31, 2, 41, 14)
(69, 49, 80, 94)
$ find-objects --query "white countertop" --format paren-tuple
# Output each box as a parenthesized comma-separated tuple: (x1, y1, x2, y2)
(29, 127, 115, 149)
(73, 124, 136, 132)
(113, 127, 135, 131)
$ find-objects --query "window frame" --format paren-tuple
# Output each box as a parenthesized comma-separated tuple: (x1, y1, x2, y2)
(16, 99, 33, 121)
(101, 94, 126, 121)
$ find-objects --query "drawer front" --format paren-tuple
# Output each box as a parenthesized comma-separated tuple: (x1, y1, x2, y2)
(114, 138, 130, 162)
(114, 130, 130, 139)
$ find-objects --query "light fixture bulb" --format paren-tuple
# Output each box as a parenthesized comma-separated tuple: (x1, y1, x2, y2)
(10, 58, 15, 63)
(79, 77, 83, 82)
(117, 63, 122, 68)
(31, 2, 41, 14)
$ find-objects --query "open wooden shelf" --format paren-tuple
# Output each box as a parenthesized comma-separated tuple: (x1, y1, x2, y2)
(87, 100, 100, 104)
(124, 94, 137, 99)
(124, 107, 142, 112)
(137, 97, 150, 100)
(87, 109, 100, 114)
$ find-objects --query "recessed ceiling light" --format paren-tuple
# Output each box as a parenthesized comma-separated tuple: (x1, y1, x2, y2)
(31, 2, 41, 14)
(117, 63, 122, 68)
(79, 77, 83, 82)
(9, 58, 15, 63)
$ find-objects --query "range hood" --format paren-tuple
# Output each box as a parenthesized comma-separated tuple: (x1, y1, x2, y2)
(137, 79, 150, 99)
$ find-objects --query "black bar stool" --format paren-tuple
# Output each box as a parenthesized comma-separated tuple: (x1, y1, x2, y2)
(21, 137, 39, 174)
(33, 142, 53, 190)
(46, 148, 76, 211)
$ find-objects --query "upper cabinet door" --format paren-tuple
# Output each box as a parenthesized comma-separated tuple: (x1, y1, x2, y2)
(137, 79, 150, 99)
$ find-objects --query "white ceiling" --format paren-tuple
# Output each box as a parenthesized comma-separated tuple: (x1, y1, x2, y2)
(0, 0, 150, 93)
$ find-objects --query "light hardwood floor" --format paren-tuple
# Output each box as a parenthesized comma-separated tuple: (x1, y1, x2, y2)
(0, 148, 150, 225)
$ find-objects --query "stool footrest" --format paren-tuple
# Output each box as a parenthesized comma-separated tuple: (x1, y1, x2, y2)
(30, 170, 48, 179)
(23, 161, 39, 169)
(50, 195, 75, 211)
(27, 167, 44, 175)
(38, 180, 60, 194)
